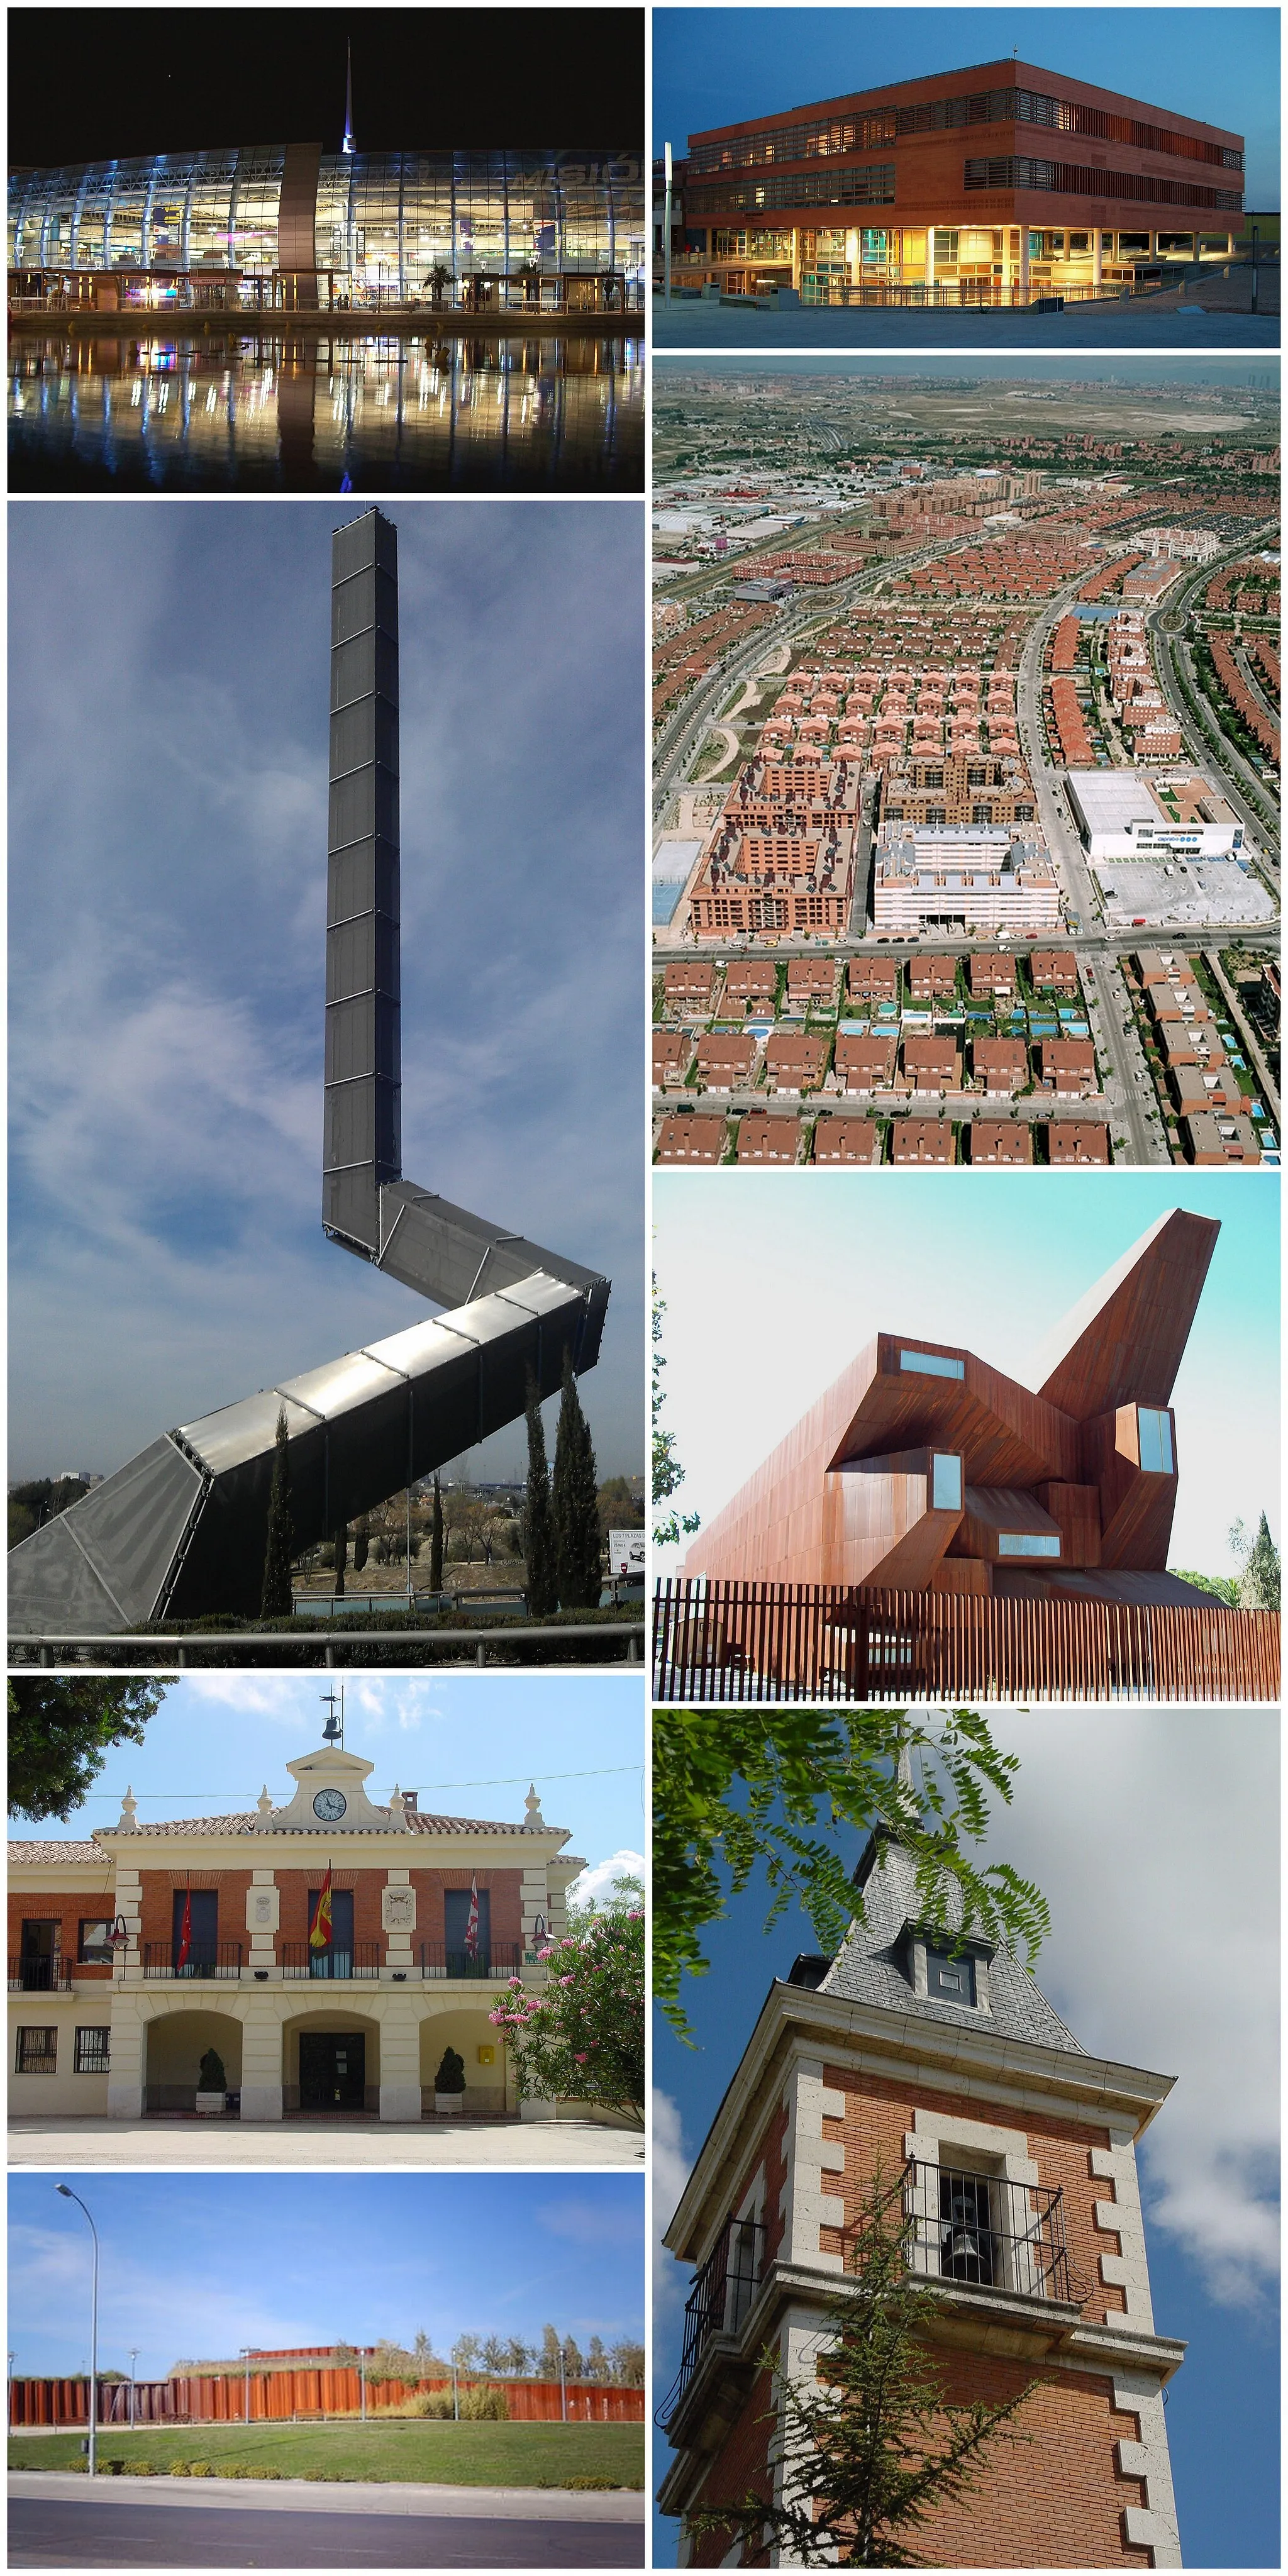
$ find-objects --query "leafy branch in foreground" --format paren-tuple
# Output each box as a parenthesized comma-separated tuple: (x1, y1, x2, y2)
(652, 1709, 1049, 2040)
(686, 2167, 1037, 2566)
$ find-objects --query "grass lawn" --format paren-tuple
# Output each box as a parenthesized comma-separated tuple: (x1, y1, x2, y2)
(8, 2419, 643, 2489)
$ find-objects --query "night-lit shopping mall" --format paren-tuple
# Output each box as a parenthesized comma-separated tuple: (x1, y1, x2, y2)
(8, 145, 644, 312)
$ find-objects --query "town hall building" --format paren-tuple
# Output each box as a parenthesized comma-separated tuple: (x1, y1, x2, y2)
(9, 1740, 586, 2126)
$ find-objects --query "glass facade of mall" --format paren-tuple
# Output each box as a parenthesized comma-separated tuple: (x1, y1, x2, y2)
(9, 148, 645, 308)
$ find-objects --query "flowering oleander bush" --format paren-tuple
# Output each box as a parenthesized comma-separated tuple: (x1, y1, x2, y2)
(490, 1894, 644, 2124)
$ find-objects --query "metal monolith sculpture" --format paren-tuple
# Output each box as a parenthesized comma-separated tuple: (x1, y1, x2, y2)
(10, 509, 609, 1635)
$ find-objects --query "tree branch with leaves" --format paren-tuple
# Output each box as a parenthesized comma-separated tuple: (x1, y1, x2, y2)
(653, 1709, 1050, 2042)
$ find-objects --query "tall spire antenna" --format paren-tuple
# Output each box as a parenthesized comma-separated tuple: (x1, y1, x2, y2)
(341, 40, 355, 155)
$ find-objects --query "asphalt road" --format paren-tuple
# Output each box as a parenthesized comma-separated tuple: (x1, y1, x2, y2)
(8, 2498, 643, 2568)
(1015, 574, 1168, 1164)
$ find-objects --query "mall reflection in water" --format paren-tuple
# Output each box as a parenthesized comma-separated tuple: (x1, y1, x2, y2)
(8, 330, 644, 490)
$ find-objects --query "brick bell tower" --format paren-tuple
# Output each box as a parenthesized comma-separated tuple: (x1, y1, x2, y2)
(659, 1819, 1185, 2568)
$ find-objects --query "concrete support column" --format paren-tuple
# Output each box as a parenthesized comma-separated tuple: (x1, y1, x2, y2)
(239, 2002, 284, 2123)
(379, 2002, 422, 2122)
(106, 1996, 145, 2119)
(924, 227, 936, 297)
(1019, 225, 1031, 304)
(1093, 230, 1103, 291)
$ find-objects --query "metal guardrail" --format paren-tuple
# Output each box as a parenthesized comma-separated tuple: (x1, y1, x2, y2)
(660, 2217, 766, 2424)
(279, 1943, 382, 1982)
(9, 1957, 74, 1992)
(11, 1623, 645, 1669)
(419, 1942, 523, 1980)
(142, 1943, 244, 1981)
(904, 2156, 1072, 2305)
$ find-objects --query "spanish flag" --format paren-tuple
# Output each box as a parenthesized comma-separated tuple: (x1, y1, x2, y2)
(309, 1867, 333, 1951)
(176, 1887, 192, 1971)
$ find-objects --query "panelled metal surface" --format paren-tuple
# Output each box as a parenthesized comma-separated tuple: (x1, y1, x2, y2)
(8, 504, 609, 1637)
(324, 506, 401, 1253)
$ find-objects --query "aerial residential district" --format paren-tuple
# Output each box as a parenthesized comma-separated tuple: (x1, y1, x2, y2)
(652, 369, 1280, 1169)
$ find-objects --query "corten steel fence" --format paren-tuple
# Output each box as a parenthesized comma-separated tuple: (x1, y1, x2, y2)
(653, 1580, 1280, 1704)
(9, 2370, 644, 2428)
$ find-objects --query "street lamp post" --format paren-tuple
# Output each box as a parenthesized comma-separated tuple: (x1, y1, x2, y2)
(240, 2347, 251, 2424)
(54, 2185, 99, 2477)
(359, 2346, 367, 2424)
(8, 2353, 15, 2432)
(128, 2350, 139, 2430)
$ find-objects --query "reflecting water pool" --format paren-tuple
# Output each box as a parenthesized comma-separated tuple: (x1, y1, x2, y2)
(8, 330, 645, 490)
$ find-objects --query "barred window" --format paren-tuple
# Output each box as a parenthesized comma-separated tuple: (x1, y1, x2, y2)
(75, 2027, 111, 2074)
(16, 2028, 57, 2074)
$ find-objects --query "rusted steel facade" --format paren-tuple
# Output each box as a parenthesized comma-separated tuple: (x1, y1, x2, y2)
(9, 2370, 643, 2428)
(653, 1578, 1280, 1704)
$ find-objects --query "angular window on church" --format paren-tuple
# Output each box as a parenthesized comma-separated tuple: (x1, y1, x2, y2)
(1138, 1407, 1175, 1474)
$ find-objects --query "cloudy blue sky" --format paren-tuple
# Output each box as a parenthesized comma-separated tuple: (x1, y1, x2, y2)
(8, 1671, 647, 1906)
(9, 499, 644, 1485)
(10, 2171, 644, 2382)
(654, 1709, 1279, 2568)
(653, 1170, 1279, 1585)
(654, 7, 1280, 204)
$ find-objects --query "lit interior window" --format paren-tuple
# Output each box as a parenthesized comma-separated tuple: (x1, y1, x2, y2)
(899, 1350, 964, 1380)
(997, 1533, 1061, 1558)
(932, 1453, 962, 1511)
(1138, 1409, 1175, 1475)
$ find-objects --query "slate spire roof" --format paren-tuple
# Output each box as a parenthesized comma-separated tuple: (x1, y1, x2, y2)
(818, 1827, 1085, 2055)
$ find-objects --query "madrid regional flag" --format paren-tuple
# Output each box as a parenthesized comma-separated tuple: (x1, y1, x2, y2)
(465, 1874, 480, 1958)
(309, 1866, 334, 1951)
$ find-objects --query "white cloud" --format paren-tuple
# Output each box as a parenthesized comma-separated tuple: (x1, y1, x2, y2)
(567, 1848, 645, 1911)
(652, 2090, 694, 2326)
(997, 1709, 1279, 2308)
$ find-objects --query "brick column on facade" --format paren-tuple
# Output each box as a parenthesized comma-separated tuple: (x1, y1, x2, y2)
(379, 1997, 423, 2123)
(239, 1987, 284, 2123)
(1113, 2370, 1182, 2566)
(770, 2304, 836, 2565)
(1094, 229, 1103, 291)
(518, 1861, 558, 2121)
(779, 2058, 847, 2269)
(113, 1867, 142, 1989)
(106, 1991, 145, 2119)
(381, 1872, 416, 1972)
(519, 1867, 550, 1956)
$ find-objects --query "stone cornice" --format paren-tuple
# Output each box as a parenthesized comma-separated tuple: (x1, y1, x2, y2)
(664, 1982, 1175, 2262)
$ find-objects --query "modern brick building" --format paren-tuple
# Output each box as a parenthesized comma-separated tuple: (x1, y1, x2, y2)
(662, 59, 1243, 307)
(9, 1745, 586, 2126)
(658, 1821, 1184, 2565)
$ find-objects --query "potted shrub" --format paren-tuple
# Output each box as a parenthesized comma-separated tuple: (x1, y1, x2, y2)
(195, 2047, 227, 2118)
(433, 2046, 467, 2116)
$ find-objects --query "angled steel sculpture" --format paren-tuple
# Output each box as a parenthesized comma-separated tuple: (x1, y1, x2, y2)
(684, 1209, 1219, 1606)
(11, 509, 609, 1635)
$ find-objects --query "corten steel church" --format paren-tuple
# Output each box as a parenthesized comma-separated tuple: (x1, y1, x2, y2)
(662, 57, 1243, 306)
(9, 509, 609, 1636)
(7, 146, 644, 313)
(659, 1814, 1184, 2566)
(685, 1209, 1220, 1606)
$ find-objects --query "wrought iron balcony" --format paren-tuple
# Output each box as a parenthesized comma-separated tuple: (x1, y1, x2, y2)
(142, 1943, 244, 1981)
(9, 1955, 74, 1992)
(280, 1943, 382, 1982)
(665, 2216, 767, 2421)
(903, 2156, 1072, 2305)
(419, 1941, 524, 1980)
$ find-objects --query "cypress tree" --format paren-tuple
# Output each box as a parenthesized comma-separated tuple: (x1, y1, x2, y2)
(552, 1347, 602, 1609)
(333, 1525, 348, 1599)
(258, 1409, 295, 1622)
(429, 1475, 445, 1593)
(522, 1373, 558, 1616)
(353, 1516, 369, 1576)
